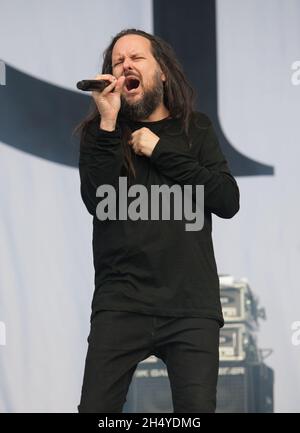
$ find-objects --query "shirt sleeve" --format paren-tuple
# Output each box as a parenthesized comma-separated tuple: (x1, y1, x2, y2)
(79, 119, 124, 215)
(149, 119, 240, 219)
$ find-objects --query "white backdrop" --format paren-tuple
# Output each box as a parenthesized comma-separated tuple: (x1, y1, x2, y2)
(0, 0, 299, 412)
(214, 0, 300, 413)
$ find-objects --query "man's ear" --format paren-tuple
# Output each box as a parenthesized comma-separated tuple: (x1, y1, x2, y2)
(161, 72, 166, 82)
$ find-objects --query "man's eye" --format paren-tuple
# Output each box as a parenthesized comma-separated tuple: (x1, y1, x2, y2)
(113, 57, 144, 67)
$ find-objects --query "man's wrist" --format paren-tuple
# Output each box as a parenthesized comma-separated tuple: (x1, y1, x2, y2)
(99, 120, 117, 131)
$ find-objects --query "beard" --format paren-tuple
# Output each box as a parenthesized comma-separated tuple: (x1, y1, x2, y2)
(119, 70, 164, 122)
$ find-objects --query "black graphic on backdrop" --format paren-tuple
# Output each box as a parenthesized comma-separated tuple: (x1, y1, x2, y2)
(153, 0, 274, 176)
(0, 0, 274, 175)
(0, 64, 89, 167)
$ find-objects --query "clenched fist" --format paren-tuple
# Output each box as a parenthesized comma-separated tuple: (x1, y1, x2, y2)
(128, 127, 160, 157)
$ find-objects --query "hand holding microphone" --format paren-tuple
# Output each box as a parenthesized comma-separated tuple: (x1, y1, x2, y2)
(77, 74, 126, 130)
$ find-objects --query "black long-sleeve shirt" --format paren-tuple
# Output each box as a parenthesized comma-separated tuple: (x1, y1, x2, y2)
(79, 111, 240, 327)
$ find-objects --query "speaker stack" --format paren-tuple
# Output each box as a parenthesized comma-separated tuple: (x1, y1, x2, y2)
(216, 275, 274, 412)
(123, 275, 274, 413)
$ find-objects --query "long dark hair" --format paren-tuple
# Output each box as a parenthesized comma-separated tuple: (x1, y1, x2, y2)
(73, 28, 196, 182)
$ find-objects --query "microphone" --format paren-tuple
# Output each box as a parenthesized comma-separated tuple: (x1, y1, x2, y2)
(76, 79, 112, 92)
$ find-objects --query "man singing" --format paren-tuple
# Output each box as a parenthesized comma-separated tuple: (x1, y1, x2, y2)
(77, 28, 240, 413)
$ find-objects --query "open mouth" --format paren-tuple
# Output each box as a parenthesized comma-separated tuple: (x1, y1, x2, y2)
(125, 76, 141, 93)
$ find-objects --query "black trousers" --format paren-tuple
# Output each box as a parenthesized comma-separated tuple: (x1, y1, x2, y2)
(78, 310, 220, 413)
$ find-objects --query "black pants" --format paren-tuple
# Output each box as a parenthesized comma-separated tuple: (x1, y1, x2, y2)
(78, 310, 220, 413)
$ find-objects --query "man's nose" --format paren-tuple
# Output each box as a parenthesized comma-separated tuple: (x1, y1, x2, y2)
(123, 57, 134, 70)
